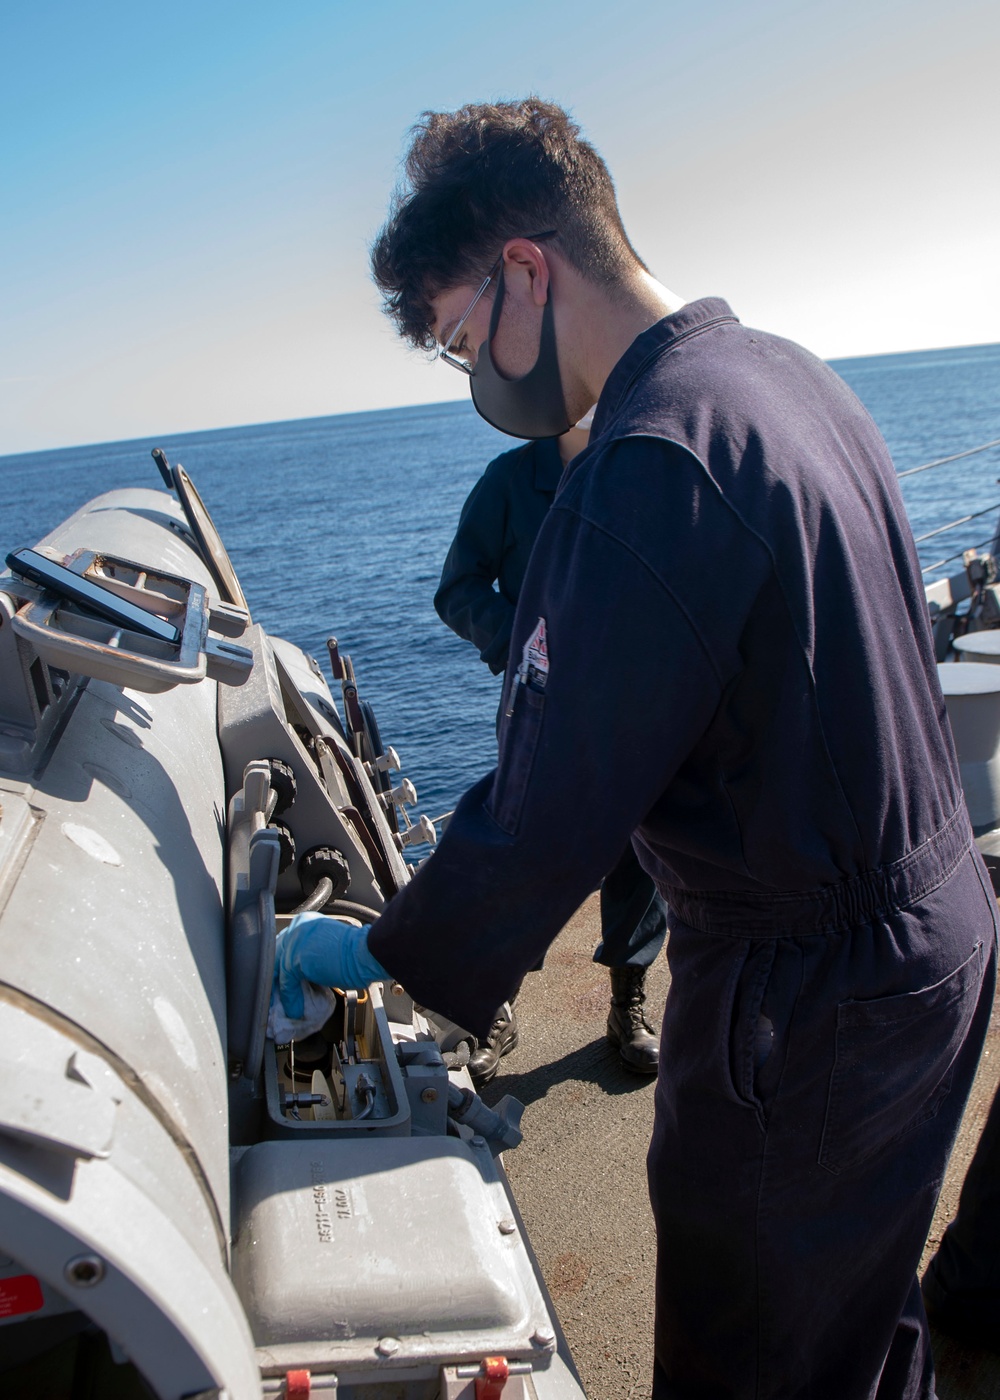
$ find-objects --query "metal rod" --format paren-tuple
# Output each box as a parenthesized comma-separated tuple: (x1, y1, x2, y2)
(898, 436, 1000, 479)
(261, 1379, 338, 1395)
(921, 535, 997, 575)
(913, 502, 1000, 544)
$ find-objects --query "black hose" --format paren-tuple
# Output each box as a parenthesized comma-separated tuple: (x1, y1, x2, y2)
(290, 876, 334, 915)
(289, 884, 384, 924)
(324, 898, 384, 924)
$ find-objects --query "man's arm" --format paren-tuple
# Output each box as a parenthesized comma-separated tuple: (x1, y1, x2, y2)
(434, 469, 516, 675)
(371, 439, 769, 1035)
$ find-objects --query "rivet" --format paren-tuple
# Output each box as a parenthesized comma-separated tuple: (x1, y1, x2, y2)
(471, 1134, 486, 1147)
(531, 1326, 556, 1348)
(420, 1087, 438, 1103)
(65, 1254, 105, 1288)
(390, 982, 406, 996)
(376, 1336, 400, 1357)
(498, 1218, 517, 1235)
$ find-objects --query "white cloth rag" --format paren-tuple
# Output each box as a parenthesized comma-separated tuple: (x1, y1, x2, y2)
(267, 980, 336, 1043)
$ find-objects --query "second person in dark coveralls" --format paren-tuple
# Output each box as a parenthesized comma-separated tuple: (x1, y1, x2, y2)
(434, 425, 668, 1077)
(276, 99, 998, 1398)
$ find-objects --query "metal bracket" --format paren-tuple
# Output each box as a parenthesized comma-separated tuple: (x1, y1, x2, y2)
(9, 548, 252, 693)
(226, 761, 280, 1080)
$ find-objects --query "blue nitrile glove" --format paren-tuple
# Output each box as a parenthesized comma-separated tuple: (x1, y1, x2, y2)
(274, 912, 389, 1020)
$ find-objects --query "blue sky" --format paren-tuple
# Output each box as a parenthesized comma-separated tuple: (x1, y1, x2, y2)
(2, 0, 997, 453)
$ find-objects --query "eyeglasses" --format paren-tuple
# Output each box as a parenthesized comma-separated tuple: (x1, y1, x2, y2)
(438, 231, 557, 375)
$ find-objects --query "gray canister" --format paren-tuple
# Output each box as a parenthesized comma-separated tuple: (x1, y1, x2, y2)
(938, 660, 1000, 830)
(953, 630, 1000, 665)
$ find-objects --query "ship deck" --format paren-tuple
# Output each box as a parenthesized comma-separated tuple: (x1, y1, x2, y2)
(485, 892, 1000, 1400)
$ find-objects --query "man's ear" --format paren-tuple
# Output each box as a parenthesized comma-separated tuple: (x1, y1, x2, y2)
(501, 238, 551, 306)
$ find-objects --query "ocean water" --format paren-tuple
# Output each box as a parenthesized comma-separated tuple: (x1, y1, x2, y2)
(2, 341, 999, 818)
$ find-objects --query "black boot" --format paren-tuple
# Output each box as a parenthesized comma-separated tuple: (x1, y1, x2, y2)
(468, 1001, 519, 1085)
(607, 967, 659, 1073)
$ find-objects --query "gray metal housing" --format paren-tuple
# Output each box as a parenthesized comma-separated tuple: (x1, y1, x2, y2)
(0, 484, 585, 1400)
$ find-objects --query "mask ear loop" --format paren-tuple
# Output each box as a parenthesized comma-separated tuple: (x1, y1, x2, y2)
(485, 265, 508, 374)
(471, 256, 572, 439)
(482, 264, 556, 384)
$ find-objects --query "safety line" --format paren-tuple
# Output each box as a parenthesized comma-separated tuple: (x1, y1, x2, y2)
(913, 502, 1000, 544)
(921, 534, 997, 575)
(898, 437, 1000, 478)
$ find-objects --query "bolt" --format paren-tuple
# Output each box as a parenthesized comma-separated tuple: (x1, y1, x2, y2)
(65, 1254, 105, 1288)
(498, 1218, 517, 1236)
(390, 982, 406, 996)
(531, 1326, 556, 1349)
(376, 1336, 400, 1357)
(420, 1087, 438, 1104)
(471, 1134, 486, 1148)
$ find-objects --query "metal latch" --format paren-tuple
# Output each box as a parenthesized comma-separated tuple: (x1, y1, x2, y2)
(259, 1370, 337, 1396)
(476, 1357, 510, 1399)
(441, 1358, 534, 1398)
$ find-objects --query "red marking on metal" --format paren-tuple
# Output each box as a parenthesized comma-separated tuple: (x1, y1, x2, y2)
(0, 1273, 44, 1319)
(475, 1355, 509, 1399)
(285, 1370, 311, 1399)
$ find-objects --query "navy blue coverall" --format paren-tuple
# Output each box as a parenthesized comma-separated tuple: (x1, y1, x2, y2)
(434, 436, 667, 970)
(369, 298, 998, 1398)
(434, 438, 561, 678)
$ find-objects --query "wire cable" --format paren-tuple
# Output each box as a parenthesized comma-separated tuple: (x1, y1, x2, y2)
(913, 503, 1000, 545)
(921, 535, 998, 576)
(898, 437, 1000, 479)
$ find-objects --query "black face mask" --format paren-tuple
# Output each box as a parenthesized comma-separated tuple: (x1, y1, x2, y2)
(470, 267, 572, 440)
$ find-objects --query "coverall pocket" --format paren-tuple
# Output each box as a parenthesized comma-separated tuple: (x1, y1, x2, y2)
(727, 940, 776, 1117)
(818, 943, 983, 1175)
(487, 684, 545, 836)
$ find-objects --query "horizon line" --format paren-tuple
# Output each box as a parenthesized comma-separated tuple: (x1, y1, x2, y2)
(3, 338, 998, 463)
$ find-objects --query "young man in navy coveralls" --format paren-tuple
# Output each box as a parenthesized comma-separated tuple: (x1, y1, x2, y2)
(277, 99, 998, 1397)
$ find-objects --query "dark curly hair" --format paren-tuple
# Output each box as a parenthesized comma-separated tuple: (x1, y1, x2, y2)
(371, 98, 647, 350)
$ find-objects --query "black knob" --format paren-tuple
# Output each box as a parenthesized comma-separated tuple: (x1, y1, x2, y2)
(269, 820, 296, 874)
(299, 845, 351, 900)
(266, 758, 297, 815)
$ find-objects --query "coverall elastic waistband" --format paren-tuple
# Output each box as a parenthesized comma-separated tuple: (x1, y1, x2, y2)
(663, 805, 973, 937)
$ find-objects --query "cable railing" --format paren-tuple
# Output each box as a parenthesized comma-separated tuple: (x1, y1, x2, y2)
(898, 436, 1000, 479)
(921, 535, 998, 577)
(897, 436, 1000, 576)
(914, 502, 1000, 546)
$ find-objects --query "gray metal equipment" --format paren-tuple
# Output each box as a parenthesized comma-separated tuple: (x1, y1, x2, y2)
(0, 468, 585, 1400)
(953, 630, 1000, 665)
(937, 661, 1000, 831)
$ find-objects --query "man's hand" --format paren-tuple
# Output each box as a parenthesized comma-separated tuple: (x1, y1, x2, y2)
(274, 913, 389, 1019)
